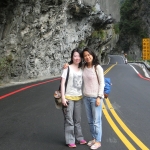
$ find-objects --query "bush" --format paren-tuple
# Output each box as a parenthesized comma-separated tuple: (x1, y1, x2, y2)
(91, 29, 106, 40)
(0, 55, 13, 79)
(119, 0, 147, 37)
(113, 23, 120, 34)
(78, 40, 86, 48)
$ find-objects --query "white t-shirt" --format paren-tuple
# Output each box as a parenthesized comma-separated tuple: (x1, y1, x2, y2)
(61, 67, 82, 97)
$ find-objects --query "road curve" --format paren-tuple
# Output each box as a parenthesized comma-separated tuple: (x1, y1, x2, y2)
(0, 55, 150, 150)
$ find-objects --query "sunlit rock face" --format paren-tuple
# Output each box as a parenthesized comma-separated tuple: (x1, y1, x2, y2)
(99, 0, 120, 22)
(0, 0, 120, 83)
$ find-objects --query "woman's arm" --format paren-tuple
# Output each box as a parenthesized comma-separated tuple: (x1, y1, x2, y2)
(61, 77, 68, 107)
(63, 63, 69, 69)
(97, 65, 105, 97)
(96, 65, 105, 106)
(61, 67, 69, 107)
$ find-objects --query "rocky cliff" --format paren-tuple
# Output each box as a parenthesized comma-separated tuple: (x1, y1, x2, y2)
(0, 0, 120, 84)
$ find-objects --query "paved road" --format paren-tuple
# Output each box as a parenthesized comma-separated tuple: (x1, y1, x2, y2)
(0, 55, 150, 150)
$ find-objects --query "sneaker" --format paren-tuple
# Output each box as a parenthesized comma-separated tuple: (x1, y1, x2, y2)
(90, 142, 101, 149)
(68, 144, 77, 148)
(80, 140, 87, 145)
(87, 140, 95, 146)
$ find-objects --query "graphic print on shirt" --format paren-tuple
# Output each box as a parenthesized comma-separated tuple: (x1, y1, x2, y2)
(73, 74, 82, 92)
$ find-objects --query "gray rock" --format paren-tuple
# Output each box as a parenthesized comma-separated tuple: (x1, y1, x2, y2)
(0, 0, 120, 84)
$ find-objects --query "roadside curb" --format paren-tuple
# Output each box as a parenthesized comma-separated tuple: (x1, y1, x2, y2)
(0, 75, 61, 89)
(129, 64, 150, 81)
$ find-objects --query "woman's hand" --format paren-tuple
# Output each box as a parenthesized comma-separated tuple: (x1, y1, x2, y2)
(104, 93, 108, 98)
(63, 63, 69, 69)
(96, 97, 101, 106)
(62, 99, 68, 107)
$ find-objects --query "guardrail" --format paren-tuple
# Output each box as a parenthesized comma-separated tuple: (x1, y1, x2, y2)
(129, 61, 150, 71)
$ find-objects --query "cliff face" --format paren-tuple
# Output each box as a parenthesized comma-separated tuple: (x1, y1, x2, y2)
(99, 0, 120, 22)
(0, 0, 120, 83)
(116, 0, 150, 60)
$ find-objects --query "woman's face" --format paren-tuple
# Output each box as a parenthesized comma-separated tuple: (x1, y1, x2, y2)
(72, 52, 81, 65)
(83, 51, 93, 64)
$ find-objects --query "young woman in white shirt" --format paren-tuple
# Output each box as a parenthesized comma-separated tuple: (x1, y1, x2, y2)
(82, 48, 105, 149)
(61, 49, 87, 148)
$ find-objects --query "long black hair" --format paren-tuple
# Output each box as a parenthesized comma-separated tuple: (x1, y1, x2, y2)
(82, 47, 100, 67)
(69, 48, 82, 68)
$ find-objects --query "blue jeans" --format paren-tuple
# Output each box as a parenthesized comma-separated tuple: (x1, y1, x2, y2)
(83, 96, 103, 142)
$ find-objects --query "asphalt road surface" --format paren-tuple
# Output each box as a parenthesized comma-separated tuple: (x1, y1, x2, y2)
(0, 55, 150, 150)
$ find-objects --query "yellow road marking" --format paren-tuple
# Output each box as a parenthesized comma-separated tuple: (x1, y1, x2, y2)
(105, 98, 149, 150)
(102, 104, 136, 150)
(104, 63, 117, 75)
(103, 64, 149, 150)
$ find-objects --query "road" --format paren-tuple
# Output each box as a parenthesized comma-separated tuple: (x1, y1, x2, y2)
(0, 55, 150, 150)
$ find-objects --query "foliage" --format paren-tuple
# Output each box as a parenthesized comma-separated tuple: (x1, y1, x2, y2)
(120, 0, 137, 20)
(78, 40, 86, 49)
(91, 29, 106, 40)
(119, 0, 148, 37)
(126, 55, 133, 61)
(91, 6, 96, 12)
(120, 40, 130, 52)
(0, 55, 13, 79)
(113, 23, 120, 34)
(120, 0, 125, 5)
(120, 19, 142, 35)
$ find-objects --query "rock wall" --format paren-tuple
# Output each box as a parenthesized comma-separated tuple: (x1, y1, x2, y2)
(0, 0, 120, 83)
(99, 0, 120, 22)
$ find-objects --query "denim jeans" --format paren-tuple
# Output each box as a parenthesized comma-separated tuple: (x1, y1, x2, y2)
(83, 96, 103, 142)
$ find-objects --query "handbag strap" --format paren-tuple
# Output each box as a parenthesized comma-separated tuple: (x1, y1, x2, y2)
(59, 66, 70, 92)
(94, 65, 99, 84)
(65, 67, 69, 92)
